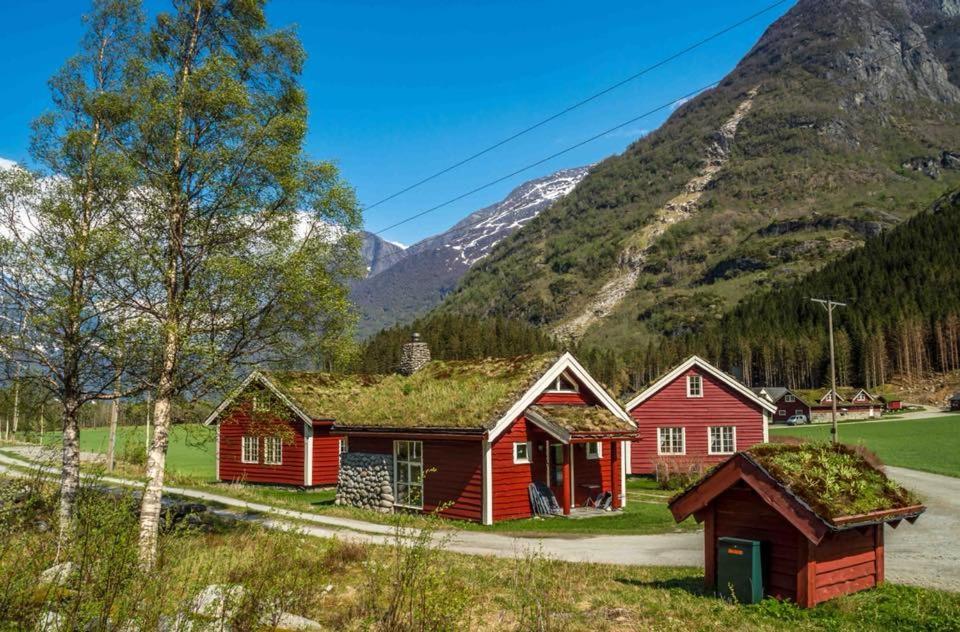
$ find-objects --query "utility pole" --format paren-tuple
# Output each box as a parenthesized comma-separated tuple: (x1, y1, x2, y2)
(812, 298, 846, 444)
(107, 365, 121, 472)
(145, 392, 151, 453)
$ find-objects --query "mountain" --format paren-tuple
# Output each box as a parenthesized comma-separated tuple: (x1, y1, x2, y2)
(352, 166, 589, 336)
(437, 0, 960, 354)
(359, 231, 406, 277)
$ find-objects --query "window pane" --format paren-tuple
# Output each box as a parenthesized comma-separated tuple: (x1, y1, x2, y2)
(410, 465, 422, 484)
(413, 441, 421, 459)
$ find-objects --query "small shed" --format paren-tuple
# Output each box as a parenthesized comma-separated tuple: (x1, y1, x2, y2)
(669, 444, 924, 608)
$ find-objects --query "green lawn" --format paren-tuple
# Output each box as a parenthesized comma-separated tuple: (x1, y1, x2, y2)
(28, 424, 216, 480)
(771, 415, 960, 478)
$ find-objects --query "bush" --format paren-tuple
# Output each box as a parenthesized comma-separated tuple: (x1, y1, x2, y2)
(120, 439, 147, 467)
(654, 457, 707, 490)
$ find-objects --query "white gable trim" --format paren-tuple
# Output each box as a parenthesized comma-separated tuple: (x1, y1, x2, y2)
(201, 370, 314, 427)
(487, 352, 635, 443)
(624, 355, 777, 413)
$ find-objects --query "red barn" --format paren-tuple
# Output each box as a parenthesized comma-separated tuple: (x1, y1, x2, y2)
(203, 371, 344, 487)
(328, 345, 635, 524)
(752, 387, 811, 424)
(624, 356, 776, 475)
(669, 444, 924, 608)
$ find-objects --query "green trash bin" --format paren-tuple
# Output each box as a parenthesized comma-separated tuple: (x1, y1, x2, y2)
(716, 537, 763, 604)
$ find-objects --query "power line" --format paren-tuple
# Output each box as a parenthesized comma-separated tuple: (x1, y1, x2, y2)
(371, 37, 928, 238)
(362, 0, 791, 212)
(372, 82, 718, 234)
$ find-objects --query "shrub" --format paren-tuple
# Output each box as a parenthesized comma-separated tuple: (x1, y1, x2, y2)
(120, 439, 147, 467)
(654, 457, 707, 490)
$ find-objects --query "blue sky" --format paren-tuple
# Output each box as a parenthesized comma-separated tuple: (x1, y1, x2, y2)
(0, 0, 794, 246)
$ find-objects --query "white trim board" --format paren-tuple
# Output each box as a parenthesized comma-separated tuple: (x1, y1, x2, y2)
(201, 370, 314, 427)
(624, 355, 777, 414)
(487, 352, 635, 443)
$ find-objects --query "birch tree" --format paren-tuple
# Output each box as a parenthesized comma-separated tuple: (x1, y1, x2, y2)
(105, 0, 361, 567)
(0, 0, 141, 551)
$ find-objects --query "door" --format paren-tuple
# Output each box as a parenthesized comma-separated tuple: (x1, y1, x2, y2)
(548, 443, 564, 499)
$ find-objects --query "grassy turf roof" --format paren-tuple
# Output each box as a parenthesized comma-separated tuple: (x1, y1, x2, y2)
(527, 404, 633, 434)
(793, 387, 875, 404)
(262, 354, 562, 430)
(746, 443, 921, 523)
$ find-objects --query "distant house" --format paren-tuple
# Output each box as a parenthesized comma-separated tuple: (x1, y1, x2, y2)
(751, 387, 811, 424)
(804, 388, 881, 421)
(951, 392, 960, 411)
(623, 356, 776, 475)
(202, 372, 344, 487)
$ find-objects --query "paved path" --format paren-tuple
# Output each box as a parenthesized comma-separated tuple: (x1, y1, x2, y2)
(1, 447, 956, 590)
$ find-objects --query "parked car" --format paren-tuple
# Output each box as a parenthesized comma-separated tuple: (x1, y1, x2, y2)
(785, 414, 809, 426)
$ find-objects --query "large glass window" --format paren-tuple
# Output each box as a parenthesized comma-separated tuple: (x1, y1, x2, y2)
(658, 427, 685, 455)
(394, 440, 424, 509)
(708, 426, 736, 455)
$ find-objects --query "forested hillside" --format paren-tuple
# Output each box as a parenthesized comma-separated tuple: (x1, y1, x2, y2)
(436, 0, 960, 354)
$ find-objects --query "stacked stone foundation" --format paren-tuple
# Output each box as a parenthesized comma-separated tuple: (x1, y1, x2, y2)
(335, 452, 395, 512)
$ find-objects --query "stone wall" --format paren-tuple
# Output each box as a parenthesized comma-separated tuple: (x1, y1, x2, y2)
(335, 452, 395, 512)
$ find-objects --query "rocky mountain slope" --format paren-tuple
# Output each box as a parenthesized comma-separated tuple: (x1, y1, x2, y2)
(438, 0, 960, 349)
(359, 232, 406, 277)
(352, 166, 589, 336)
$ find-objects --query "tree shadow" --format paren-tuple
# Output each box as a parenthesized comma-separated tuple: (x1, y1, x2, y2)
(311, 498, 336, 507)
(614, 576, 707, 597)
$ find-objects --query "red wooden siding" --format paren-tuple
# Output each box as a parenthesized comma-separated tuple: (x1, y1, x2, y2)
(710, 482, 800, 602)
(312, 424, 341, 486)
(491, 418, 551, 521)
(629, 367, 766, 474)
(572, 440, 621, 508)
(810, 526, 880, 606)
(218, 406, 306, 486)
(342, 435, 483, 522)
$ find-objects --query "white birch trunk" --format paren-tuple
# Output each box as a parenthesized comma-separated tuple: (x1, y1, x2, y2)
(58, 405, 81, 557)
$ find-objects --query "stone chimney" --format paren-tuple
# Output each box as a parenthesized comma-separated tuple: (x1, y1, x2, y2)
(398, 332, 431, 376)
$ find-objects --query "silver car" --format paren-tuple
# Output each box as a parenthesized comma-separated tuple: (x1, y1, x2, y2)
(785, 414, 808, 426)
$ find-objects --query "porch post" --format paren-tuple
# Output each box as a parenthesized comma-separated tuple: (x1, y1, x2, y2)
(562, 444, 572, 515)
(611, 440, 620, 509)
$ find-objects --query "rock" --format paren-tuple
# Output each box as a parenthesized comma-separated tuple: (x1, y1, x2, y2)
(39, 562, 75, 587)
(35, 611, 65, 632)
(267, 612, 324, 631)
(191, 584, 246, 620)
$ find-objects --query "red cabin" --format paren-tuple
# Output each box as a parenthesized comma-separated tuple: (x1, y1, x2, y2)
(623, 356, 776, 475)
(669, 444, 924, 608)
(203, 371, 344, 487)
(333, 350, 636, 524)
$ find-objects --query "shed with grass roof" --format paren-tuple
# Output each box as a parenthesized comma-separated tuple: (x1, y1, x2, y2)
(669, 443, 924, 608)
(203, 336, 636, 524)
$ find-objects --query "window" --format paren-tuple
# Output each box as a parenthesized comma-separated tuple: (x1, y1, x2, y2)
(263, 436, 282, 465)
(252, 394, 267, 412)
(657, 427, 685, 455)
(547, 372, 579, 393)
(795, 408, 804, 415)
(585, 442, 602, 460)
(513, 442, 532, 464)
(708, 426, 736, 455)
(241, 436, 259, 463)
(779, 409, 786, 416)
(394, 440, 424, 509)
(785, 394, 795, 403)
(686, 375, 703, 397)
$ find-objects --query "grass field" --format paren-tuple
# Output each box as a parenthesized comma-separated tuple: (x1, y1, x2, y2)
(771, 414, 960, 478)
(29, 424, 216, 480)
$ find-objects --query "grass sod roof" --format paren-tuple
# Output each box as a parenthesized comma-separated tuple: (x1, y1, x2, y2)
(261, 353, 563, 430)
(527, 404, 634, 434)
(744, 443, 922, 524)
(793, 387, 876, 405)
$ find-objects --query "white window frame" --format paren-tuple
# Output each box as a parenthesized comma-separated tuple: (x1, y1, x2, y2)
(252, 394, 267, 412)
(585, 441, 602, 460)
(241, 436, 259, 464)
(263, 436, 283, 465)
(778, 409, 786, 416)
(657, 427, 686, 455)
(708, 426, 736, 455)
(547, 372, 579, 393)
(785, 394, 795, 403)
(513, 441, 532, 464)
(686, 375, 703, 398)
(393, 440, 424, 509)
